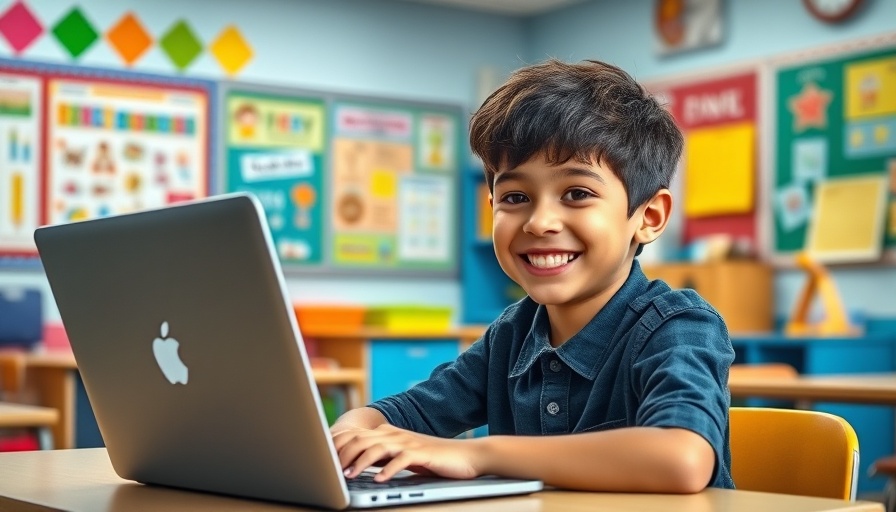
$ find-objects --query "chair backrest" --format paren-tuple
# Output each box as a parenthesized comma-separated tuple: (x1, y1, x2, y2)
(729, 407, 859, 501)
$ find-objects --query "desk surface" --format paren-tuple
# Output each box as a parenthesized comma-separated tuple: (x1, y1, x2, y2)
(729, 373, 896, 405)
(0, 449, 882, 512)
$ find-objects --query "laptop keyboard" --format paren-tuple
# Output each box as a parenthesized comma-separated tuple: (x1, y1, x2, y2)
(346, 471, 441, 490)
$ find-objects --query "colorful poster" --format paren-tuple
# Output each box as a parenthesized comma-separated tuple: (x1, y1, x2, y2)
(46, 79, 208, 225)
(224, 91, 326, 265)
(774, 46, 896, 256)
(652, 71, 758, 244)
(331, 102, 457, 271)
(0, 72, 41, 254)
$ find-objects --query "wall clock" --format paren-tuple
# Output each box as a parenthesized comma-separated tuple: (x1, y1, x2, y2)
(802, 0, 863, 23)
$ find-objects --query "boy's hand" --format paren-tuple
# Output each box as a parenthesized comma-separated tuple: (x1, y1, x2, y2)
(332, 424, 482, 481)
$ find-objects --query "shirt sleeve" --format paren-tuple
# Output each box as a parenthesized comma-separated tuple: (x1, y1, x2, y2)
(630, 304, 734, 483)
(368, 328, 492, 438)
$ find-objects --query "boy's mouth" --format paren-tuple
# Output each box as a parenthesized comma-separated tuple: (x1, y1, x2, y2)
(523, 252, 580, 269)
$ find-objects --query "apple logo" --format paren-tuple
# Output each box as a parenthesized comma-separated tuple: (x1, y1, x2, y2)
(152, 321, 189, 385)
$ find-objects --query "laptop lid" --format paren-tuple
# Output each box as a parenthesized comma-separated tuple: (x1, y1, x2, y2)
(34, 193, 541, 510)
(35, 193, 351, 509)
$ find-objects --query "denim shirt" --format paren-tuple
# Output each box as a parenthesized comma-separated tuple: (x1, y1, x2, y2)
(370, 260, 735, 489)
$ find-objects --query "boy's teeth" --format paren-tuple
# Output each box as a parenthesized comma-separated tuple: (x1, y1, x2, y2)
(528, 253, 575, 269)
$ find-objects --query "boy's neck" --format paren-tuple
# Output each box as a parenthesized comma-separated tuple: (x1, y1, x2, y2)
(545, 265, 633, 347)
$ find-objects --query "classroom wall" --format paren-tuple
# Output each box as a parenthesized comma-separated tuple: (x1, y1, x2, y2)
(3, 0, 895, 325)
(526, 0, 896, 320)
(0, 0, 528, 324)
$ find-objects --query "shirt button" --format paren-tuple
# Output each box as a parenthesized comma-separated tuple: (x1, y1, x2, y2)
(546, 402, 560, 415)
(549, 359, 562, 372)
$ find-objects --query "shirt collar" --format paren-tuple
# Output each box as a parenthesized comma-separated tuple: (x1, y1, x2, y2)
(508, 260, 650, 380)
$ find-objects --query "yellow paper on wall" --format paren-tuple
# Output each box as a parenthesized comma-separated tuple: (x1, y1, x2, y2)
(807, 174, 888, 262)
(477, 182, 492, 240)
(845, 56, 896, 120)
(684, 122, 755, 217)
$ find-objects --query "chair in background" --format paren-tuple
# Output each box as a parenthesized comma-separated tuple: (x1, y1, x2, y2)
(729, 407, 859, 501)
(728, 363, 807, 409)
(0, 352, 59, 450)
(728, 362, 799, 381)
(869, 456, 896, 512)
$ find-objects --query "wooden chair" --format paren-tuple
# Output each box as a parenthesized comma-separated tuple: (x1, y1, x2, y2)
(0, 352, 59, 450)
(729, 407, 859, 501)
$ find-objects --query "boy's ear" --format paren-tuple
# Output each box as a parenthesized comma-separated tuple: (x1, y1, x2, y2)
(634, 189, 672, 246)
(488, 193, 493, 208)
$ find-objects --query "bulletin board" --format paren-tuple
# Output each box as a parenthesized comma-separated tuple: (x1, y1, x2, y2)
(772, 40, 896, 260)
(646, 67, 761, 248)
(220, 83, 462, 274)
(0, 58, 214, 263)
(221, 84, 327, 266)
(329, 100, 458, 273)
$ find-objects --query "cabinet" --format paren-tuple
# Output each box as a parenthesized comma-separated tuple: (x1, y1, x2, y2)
(641, 261, 774, 334)
(369, 340, 460, 401)
(304, 327, 483, 405)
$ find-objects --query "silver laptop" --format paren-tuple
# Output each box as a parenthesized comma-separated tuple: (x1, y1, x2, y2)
(33, 193, 542, 510)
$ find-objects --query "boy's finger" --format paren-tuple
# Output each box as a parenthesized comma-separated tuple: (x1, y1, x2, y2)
(376, 452, 419, 481)
(347, 444, 397, 479)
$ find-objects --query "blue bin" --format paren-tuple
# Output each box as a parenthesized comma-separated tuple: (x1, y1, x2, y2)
(0, 288, 42, 349)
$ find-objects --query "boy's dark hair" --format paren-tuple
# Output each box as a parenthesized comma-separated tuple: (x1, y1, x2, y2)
(469, 59, 683, 218)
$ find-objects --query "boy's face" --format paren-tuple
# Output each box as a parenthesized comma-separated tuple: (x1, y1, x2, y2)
(491, 152, 647, 312)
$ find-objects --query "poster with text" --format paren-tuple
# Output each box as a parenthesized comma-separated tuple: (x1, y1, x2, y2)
(224, 90, 326, 265)
(45, 79, 208, 225)
(0, 72, 41, 254)
(651, 71, 759, 247)
(330, 102, 458, 271)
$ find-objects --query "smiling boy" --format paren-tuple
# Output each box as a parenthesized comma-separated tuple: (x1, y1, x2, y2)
(330, 59, 735, 492)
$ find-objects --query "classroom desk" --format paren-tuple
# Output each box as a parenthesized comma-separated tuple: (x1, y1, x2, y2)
(0, 448, 883, 512)
(728, 373, 896, 405)
(17, 349, 367, 450)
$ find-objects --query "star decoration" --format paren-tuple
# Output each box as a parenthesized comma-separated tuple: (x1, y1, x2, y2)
(788, 82, 832, 133)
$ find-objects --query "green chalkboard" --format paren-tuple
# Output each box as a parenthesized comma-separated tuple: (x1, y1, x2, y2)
(773, 44, 896, 256)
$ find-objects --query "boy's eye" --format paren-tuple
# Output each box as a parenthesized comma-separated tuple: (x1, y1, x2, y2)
(562, 189, 595, 201)
(500, 192, 528, 204)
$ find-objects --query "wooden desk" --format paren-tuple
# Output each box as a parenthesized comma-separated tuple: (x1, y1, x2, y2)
(729, 373, 896, 405)
(17, 350, 368, 450)
(0, 448, 882, 512)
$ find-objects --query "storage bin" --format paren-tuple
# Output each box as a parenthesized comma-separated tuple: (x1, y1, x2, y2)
(294, 305, 367, 334)
(364, 305, 452, 333)
(0, 288, 42, 349)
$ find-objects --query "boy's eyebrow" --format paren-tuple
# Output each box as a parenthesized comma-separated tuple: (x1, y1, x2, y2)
(556, 166, 607, 184)
(493, 165, 608, 188)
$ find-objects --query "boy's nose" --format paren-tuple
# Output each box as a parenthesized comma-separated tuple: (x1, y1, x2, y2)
(523, 203, 562, 236)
